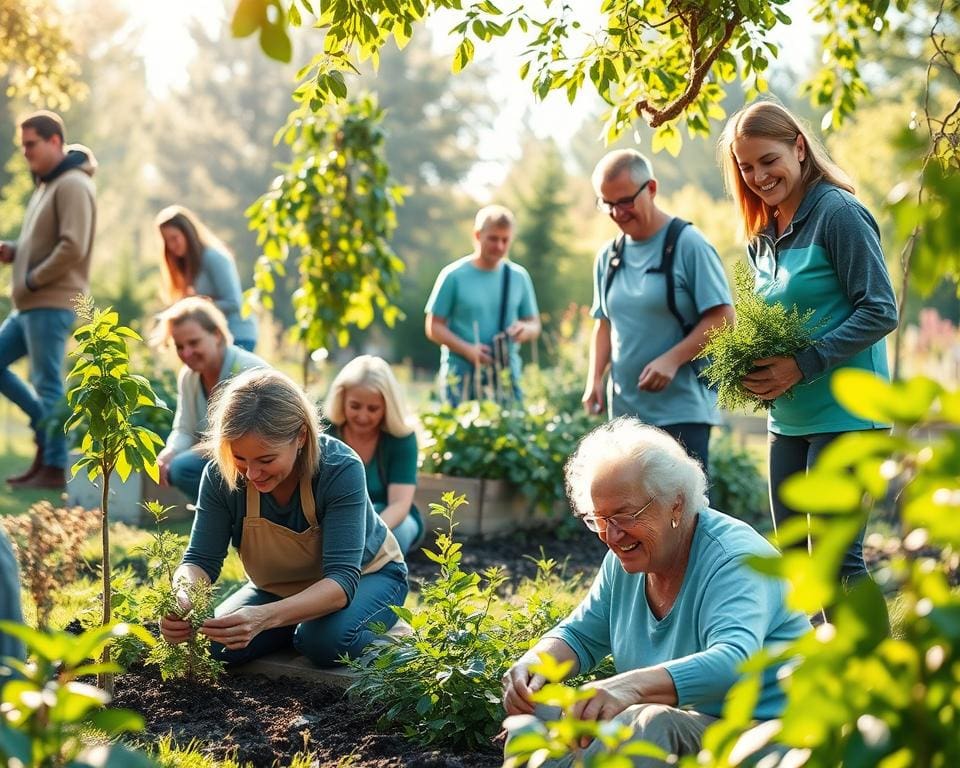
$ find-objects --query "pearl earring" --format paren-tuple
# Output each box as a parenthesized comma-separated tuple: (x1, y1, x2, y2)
(671, 518, 679, 529)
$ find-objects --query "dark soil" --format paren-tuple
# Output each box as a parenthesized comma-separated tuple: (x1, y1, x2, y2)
(405, 523, 609, 592)
(115, 526, 609, 768)
(114, 665, 503, 768)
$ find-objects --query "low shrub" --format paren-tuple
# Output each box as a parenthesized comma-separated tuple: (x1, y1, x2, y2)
(420, 400, 596, 513)
(347, 492, 581, 750)
(1, 501, 101, 629)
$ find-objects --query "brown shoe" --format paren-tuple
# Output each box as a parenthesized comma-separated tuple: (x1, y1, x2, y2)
(7, 443, 44, 485)
(12, 465, 66, 490)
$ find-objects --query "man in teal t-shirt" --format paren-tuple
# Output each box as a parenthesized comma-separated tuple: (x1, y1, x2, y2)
(583, 150, 734, 471)
(425, 205, 541, 405)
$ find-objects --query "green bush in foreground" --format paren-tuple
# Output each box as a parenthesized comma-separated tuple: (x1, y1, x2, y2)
(0, 621, 155, 767)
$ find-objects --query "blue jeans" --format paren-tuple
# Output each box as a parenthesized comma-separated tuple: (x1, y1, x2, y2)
(167, 449, 208, 503)
(0, 308, 75, 468)
(210, 560, 409, 667)
(390, 507, 424, 556)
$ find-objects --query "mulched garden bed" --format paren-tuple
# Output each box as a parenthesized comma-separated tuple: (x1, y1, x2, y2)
(113, 526, 608, 767)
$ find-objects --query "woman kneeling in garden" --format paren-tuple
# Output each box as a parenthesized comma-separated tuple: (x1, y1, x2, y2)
(502, 417, 810, 765)
(159, 368, 409, 667)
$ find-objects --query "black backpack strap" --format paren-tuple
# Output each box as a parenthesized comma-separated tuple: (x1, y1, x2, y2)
(660, 218, 693, 333)
(498, 262, 512, 332)
(601, 235, 626, 315)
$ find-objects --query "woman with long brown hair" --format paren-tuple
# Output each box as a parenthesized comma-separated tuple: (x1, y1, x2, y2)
(718, 100, 898, 588)
(156, 205, 258, 351)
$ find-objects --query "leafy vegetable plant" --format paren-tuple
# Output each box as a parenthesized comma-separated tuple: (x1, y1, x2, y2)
(420, 401, 594, 513)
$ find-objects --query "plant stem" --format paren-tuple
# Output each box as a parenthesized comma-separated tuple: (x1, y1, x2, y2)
(99, 458, 114, 696)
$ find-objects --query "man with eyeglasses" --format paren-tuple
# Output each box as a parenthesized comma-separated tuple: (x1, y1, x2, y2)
(0, 111, 97, 489)
(582, 149, 733, 471)
(425, 205, 540, 405)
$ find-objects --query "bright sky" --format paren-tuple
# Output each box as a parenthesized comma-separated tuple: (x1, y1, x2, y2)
(125, 0, 816, 189)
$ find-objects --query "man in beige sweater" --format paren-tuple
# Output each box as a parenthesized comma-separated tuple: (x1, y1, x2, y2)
(0, 111, 96, 489)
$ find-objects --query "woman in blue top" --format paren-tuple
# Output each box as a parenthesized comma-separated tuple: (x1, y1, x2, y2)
(159, 368, 408, 667)
(719, 102, 898, 585)
(323, 355, 424, 555)
(502, 418, 809, 765)
(156, 205, 258, 351)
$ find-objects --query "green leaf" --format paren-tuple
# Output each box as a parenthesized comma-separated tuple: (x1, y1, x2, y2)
(832, 370, 941, 425)
(86, 707, 146, 735)
(452, 38, 475, 73)
(260, 21, 293, 63)
(779, 471, 863, 513)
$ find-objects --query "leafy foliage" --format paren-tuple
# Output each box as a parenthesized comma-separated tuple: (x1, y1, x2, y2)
(65, 299, 168, 487)
(0, 0, 86, 108)
(144, 576, 222, 684)
(420, 400, 597, 513)
(64, 297, 168, 692)
(692, 372, 960, 767)
(230, 0, 907, 150)
(137, 502, 223, 683)
(503, 655, 669, 768)
(707, 433, 769, 534)
(347, 492, 579, 750)
(246, 95, 405, 354)
(699, 262, 826, 412)
(0, 620, 155, 767)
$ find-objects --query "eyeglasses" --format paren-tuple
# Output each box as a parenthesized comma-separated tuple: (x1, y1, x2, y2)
(579, 495, 658, 533)
(596, 179, 651, 214)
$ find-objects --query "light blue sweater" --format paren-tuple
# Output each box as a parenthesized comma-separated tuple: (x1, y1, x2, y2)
(545, 508, 810, 719)
(193, 246, 258, 346)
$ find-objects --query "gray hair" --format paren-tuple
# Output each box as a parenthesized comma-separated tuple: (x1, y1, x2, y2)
(564, 417, 708, 518)
(202, 368, 320, 491)
(473, 204, 515, 232)
(591, 149, 654, 195)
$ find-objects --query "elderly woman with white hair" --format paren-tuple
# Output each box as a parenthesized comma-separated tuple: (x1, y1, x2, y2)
(502, 417, 810, 765)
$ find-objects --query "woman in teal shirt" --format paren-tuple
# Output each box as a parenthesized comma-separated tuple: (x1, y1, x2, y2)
(502, 418, 809, 765)
(720, 101, 897, 586)
(324, 356, 424, 555)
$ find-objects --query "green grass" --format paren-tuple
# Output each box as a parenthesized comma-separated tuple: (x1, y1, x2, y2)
(0, 434, 66, 517)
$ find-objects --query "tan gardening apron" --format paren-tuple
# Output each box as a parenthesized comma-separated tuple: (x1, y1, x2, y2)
(239, 473, 404, 597)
